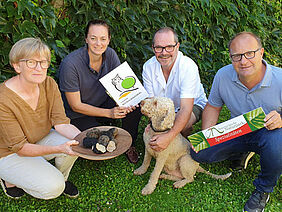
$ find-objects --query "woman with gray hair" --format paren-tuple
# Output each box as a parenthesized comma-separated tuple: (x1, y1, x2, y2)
(0, 37, 81, 199)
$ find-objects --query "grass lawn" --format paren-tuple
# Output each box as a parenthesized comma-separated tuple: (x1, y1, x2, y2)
(0, 107, 281, 211)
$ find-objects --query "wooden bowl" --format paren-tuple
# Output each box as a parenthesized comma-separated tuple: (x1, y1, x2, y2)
(72, 126, 132, 160)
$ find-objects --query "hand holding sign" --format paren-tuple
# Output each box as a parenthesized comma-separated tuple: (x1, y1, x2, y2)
(100, 62, 148, 107)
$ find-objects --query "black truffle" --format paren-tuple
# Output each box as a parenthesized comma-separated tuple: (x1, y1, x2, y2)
(107, 139, 116, 152)
(98, 135, 110, 146)
(86, 128, 101, 138)
(100, 128, 118, 140)
(82, 137, 98, 148)
(83, 127, 118, 154)
(92, 142, 106, 154)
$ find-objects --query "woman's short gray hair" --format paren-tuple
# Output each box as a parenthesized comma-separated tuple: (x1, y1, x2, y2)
(9, 37, 51, 66)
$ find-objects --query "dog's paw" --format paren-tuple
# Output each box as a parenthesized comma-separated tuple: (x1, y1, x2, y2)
(159, 174, 167, 179)
(173, 179, 192, 188)
(134, 167, 147, 175)
(141, 184, 156, 195)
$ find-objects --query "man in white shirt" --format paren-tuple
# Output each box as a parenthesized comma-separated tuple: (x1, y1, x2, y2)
(142, 27, 207, 152)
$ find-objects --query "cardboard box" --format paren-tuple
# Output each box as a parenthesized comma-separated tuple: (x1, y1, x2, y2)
(188, 107, 266, 152)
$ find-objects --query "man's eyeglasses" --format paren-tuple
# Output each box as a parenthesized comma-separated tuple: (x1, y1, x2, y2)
(19, 59, 50, 69)
(153, 43, 178, 53)
(230, 48, 261, 62)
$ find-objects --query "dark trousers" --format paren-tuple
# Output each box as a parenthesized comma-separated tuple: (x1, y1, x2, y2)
(191, 128, 282, 193)
(70, 98, 141, 145)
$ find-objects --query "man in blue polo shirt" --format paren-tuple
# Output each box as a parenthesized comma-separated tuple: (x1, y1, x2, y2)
(190, 32, 282, 212)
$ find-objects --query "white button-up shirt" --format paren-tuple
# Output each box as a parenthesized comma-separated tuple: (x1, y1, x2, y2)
(142, 51, 207, 111)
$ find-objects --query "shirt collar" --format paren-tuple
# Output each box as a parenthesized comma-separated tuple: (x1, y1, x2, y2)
(260, 60, 272, 87)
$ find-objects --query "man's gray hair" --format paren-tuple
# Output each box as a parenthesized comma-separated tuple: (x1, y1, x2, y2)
(153, 27, 178, 45)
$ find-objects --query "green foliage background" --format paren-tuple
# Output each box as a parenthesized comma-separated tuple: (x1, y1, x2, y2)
(0, 0, 281, 92)
(0, 1, 281, 210)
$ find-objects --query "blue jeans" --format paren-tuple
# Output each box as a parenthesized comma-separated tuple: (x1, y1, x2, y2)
(191, 128, 282, 193)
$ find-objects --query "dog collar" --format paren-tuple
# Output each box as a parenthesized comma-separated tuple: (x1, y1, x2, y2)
(150, 122, 171, 133)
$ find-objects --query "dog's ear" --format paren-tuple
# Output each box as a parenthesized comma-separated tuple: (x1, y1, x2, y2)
(159, 108, 174, 129)
(152, 108, 174, 131)
(159, 109, 168, 122)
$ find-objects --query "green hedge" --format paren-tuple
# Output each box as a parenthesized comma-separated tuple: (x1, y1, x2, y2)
(0, 0, 281, 92)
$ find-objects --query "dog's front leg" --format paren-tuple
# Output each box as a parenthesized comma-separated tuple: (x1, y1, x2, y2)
(142, 156, 167, 195)
(134, 148, 152, 175)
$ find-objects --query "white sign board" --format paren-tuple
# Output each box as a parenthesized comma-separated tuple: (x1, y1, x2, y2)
(99, 62, 148, 106)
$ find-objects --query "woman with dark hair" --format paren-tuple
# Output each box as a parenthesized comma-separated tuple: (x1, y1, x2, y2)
(58, 20, 140, 163)
(0, 37, 81, 199)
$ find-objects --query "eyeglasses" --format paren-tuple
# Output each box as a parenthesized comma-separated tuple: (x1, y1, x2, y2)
(19, 59, 50, 69)
(153, 43, 178, 53)
(230, 48, 261, 62)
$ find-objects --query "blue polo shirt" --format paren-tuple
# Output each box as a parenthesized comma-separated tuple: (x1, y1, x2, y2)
(58, 46, 120, 119)
(209, 60, 282, 118)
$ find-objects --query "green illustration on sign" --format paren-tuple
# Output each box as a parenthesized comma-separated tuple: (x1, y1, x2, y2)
(188, 132, 209, 152)
(121, 77, 136, 89)
(243, 107, 265, 131)
(111, 74, 137, 94)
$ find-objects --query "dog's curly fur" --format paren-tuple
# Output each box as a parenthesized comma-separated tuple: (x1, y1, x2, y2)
(134, 97, 231, 195)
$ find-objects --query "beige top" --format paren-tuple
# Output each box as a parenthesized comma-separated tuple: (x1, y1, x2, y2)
(0, 76, 70, 158)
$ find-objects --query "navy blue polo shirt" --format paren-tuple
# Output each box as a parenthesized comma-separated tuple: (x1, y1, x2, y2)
(58, 46, 120, 119)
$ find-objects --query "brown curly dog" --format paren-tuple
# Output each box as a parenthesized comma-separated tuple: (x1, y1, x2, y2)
(134, 97, 231, 195)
